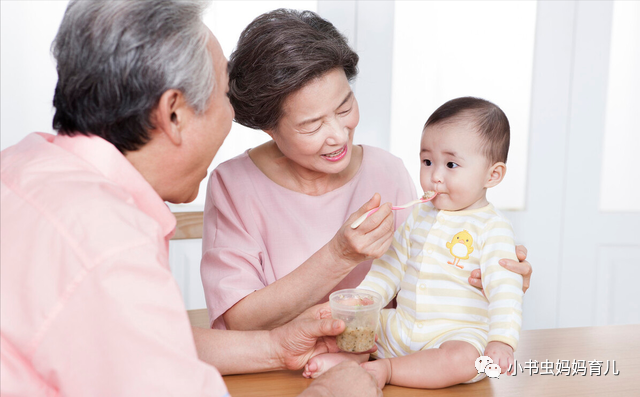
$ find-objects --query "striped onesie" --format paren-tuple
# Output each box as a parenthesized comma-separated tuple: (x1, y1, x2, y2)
(359, 202, 523, 381)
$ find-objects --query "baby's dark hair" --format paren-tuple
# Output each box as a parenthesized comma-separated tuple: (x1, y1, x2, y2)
(423, 97, 510, 164)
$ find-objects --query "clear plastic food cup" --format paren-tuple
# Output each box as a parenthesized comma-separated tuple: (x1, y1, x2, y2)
(329, 289, 383, 353)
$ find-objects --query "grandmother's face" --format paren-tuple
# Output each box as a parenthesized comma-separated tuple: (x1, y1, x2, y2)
(269, 68, 360, 175)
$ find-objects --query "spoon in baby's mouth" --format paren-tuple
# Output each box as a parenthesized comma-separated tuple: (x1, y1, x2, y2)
(350, 191, 438, 229)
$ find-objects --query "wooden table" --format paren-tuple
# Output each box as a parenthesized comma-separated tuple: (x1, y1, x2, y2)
(188, 310, 639, 396)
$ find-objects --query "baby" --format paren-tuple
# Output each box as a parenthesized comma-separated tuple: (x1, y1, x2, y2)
(304, 97, 523, 389)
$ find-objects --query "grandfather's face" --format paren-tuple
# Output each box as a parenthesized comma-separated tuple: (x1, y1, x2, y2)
(268, 68, 360, 176)
(178, 31, 234, 203)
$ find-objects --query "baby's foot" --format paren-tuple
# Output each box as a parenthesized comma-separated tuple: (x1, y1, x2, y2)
(303, 353, 358, 379)
(361, 358, 392, 389)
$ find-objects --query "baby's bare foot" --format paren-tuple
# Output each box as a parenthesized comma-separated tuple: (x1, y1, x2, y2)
(361, 358, 392, 389)
(303, 353, 356, 379)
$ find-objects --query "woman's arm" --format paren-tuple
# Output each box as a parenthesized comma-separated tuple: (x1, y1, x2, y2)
(223, 194, 395, 330)
(469, 245, 532, 293)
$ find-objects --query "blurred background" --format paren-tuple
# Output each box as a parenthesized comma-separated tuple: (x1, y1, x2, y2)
(2, 0, 638, 330)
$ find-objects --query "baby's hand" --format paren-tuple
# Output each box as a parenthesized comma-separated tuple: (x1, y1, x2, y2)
(484, 341, 514, 375)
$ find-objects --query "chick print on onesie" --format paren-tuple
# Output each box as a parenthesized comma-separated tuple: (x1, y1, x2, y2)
(446, 230, 474, 269)
(358, 201, 524, 373)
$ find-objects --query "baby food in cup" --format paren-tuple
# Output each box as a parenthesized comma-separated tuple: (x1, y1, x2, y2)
(329, 289, 383, 353)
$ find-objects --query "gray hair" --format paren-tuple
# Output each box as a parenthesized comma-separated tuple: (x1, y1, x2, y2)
(52, 0, 213, 153)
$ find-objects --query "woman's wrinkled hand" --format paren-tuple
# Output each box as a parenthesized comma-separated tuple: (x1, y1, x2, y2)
(468, 245, 532, 293)
(328, 193, 395, 269)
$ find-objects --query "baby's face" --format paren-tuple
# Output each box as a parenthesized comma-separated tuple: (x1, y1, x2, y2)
(420, 119, 492, 211)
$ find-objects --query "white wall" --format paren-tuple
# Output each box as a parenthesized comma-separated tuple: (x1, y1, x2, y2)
(1, 1, 67, 147)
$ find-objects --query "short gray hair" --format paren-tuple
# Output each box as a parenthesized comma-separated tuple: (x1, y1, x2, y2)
(52, 0, 213, 153)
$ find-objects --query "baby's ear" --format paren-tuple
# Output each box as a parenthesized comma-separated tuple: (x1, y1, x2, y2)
(485, 162, 506, 188)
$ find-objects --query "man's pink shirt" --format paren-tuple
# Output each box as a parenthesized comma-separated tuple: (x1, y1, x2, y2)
(201, 145, 418, 329)
(1, 133, 228, 396)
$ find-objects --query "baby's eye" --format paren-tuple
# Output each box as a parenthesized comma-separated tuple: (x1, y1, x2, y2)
(447, 162, 459, 169)
(423, 159, 432, 166)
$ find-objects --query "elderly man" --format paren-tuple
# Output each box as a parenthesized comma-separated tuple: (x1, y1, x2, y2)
(0, 1, 380, 396)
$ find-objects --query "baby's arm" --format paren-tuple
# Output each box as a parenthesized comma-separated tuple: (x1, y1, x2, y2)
(484, 341, 514, 375)
(358, 206, 417, 304)
(480, 218, 523, 371)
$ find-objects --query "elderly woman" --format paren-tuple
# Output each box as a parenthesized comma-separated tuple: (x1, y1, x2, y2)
(201, 9, 531, 331)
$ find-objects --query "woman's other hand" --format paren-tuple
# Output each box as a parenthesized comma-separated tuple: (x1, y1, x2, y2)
(468, 245, 532, 293)
(328, 193, 394, 269)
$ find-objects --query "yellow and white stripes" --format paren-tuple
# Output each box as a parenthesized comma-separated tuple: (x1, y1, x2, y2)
(359, 203, 523, 359)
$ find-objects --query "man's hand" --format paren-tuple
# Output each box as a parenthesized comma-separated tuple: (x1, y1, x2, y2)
(273, 304, 379, 370)
(270, 317, 346, 371)
(300, 361, 382, 397)
(484, 341, 515, 375)
(296, 302, 332, 322)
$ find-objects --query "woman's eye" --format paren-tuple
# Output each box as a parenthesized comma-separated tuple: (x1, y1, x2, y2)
(447, 162, 459, 169)
(338, 107, 352, 116)
(423, 159, 432, 166)
(302, 124, 322, 134)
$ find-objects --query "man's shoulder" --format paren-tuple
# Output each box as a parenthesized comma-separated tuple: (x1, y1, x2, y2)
(2, 139, 160, 248)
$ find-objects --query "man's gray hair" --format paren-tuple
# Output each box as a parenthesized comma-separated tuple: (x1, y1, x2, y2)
(52, 0, 213, 153)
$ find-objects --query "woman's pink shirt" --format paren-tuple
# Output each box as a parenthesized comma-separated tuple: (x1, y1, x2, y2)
(201, 145, 417, 329)
(1, 133, 228, 397)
